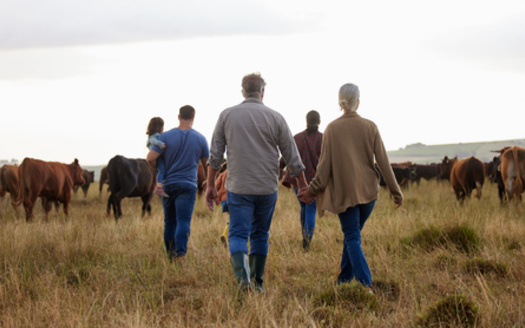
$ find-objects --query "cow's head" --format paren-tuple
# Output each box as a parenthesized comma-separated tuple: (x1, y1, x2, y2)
(84, 170, 95, 184)
(70, 158, 85, 186)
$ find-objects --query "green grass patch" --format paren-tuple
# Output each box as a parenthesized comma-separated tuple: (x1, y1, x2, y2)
(418, 293, 479, 327)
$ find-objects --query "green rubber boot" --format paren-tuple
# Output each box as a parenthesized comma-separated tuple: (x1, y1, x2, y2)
(249, 254, 267, 293)
(230, 252, 251, 291)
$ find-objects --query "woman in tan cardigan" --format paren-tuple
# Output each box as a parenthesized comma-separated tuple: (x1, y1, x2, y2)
(298, 83, 403, 292)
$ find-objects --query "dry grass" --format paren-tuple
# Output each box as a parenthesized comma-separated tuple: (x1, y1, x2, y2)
(0, 180, 523, 327)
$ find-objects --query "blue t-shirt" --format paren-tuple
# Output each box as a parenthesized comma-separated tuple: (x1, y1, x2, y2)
(152, 128, 209, 187)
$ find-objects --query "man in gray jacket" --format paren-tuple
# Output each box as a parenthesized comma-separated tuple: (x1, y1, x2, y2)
(206, 72, 308, 292)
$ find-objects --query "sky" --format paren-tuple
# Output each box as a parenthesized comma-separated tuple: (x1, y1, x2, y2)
(1, 0, 524, 165)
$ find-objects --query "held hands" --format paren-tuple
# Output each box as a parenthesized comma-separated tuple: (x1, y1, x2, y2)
(297, 188, 315, 204)
(205, 186, 219, 211)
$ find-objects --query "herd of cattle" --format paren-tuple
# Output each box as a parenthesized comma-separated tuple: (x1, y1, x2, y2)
(0, 146, 524, 221)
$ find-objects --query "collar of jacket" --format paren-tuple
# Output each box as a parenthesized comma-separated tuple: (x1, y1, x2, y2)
(242, 98, 263, 105)
(342, 111, 360, 118)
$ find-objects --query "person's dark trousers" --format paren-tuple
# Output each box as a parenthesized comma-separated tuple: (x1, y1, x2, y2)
(227, 191, 277, 290)
(162, 183, 197, 258)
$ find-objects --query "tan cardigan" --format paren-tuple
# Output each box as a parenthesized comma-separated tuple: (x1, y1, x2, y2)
(307, 111, 403, 216)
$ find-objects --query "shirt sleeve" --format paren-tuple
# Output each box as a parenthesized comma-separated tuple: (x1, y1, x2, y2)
(374, 129, 404, 202)
(308, 126, 332, 196)
(148, 134, 165, 149)
(208, 112, 227, 170)
(277, 115, 305, 177)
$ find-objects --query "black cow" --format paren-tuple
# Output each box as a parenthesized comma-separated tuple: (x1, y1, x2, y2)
(106, 155, 156, 220)
(376, 164, 416, 189)
(413, 163, 440, 184)
(73, 169, 95, 198)
(491, 156, 506, 204)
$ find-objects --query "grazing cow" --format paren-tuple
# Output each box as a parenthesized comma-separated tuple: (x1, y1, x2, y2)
(18, 158, 85, 221)
(376, 164, 416, 189)
(446, 156, 485, 204)
(99, 166, 109, 195)
(106, 155, 156, 220)
(438, 156, 458, 181)
(0, 164, 21, 211)
(484, 161, 495, 182)
(499, 146, 525, 202)
(490, 155, 506, 204)
(73, 169, 95, 198)
(413, 163, 440, 185)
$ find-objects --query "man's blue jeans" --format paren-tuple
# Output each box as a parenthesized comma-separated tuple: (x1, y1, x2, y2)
(162, 183, 197, 257)
(294, 187, 316, 239)
(227, 191, 278, 256)
(337, 200, 376, 287)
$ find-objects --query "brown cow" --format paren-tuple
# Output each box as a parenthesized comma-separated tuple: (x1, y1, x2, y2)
(197, 162, 206, 196)
(73, 169, 95, 198)
(99, 166, 109, 196)
(444, 156, 485, 204)
(18, 158, 85, 221)
(499, 146, 525, 202)
(0, 164, 21, 211)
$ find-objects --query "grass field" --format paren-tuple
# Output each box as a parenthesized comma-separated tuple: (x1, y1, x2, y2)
(0, 180, 523, 327)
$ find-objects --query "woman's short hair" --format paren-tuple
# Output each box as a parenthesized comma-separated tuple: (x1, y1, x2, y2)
(339, 83, 360, 111)
(242, 73, 266, 98)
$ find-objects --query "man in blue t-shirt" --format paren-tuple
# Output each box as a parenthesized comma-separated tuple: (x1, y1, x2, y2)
(147, 105, 209, 261)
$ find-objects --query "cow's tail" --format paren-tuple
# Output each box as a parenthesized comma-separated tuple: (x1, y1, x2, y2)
(512, 146, 523, 197)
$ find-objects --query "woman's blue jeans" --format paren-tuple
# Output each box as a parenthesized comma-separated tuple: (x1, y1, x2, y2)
(162, 183, 197, 257)
(337, 200, 376, 287)
(227, 191, 278, 256)
(293, 187, 316, 239)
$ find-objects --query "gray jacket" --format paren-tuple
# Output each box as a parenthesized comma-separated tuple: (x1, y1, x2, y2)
(209, 98, 305, 195)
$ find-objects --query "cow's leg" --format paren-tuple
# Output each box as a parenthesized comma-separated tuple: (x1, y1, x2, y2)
(115, 197, 122, 219)
(43, 198, 53, 220)
(106, 194, 113, 216)
(453, 185, 462, 201)
(141, 194, 153, 216)
(22, 190, 37, 221)
(63, 201, 69, 218)
(62, 194, 71, 218)
(506, 178, 514, 201)
(475, 182, 482, 199)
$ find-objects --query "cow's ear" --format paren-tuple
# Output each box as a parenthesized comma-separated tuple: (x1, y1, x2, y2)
(74, 158, 79, 165)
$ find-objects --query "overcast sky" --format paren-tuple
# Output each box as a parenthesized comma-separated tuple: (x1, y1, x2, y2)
(1, 0, 524, 165)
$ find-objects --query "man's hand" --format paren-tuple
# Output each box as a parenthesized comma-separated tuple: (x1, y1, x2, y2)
(205, 186, 220, 211)
(297, 188, 315, 204)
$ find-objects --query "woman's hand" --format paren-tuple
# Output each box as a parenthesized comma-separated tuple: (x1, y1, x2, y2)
(297, 188, 315, 204)
(394, 198, 403, 208)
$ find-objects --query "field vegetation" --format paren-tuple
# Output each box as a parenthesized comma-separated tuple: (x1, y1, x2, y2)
(0, 179, 523, 327)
